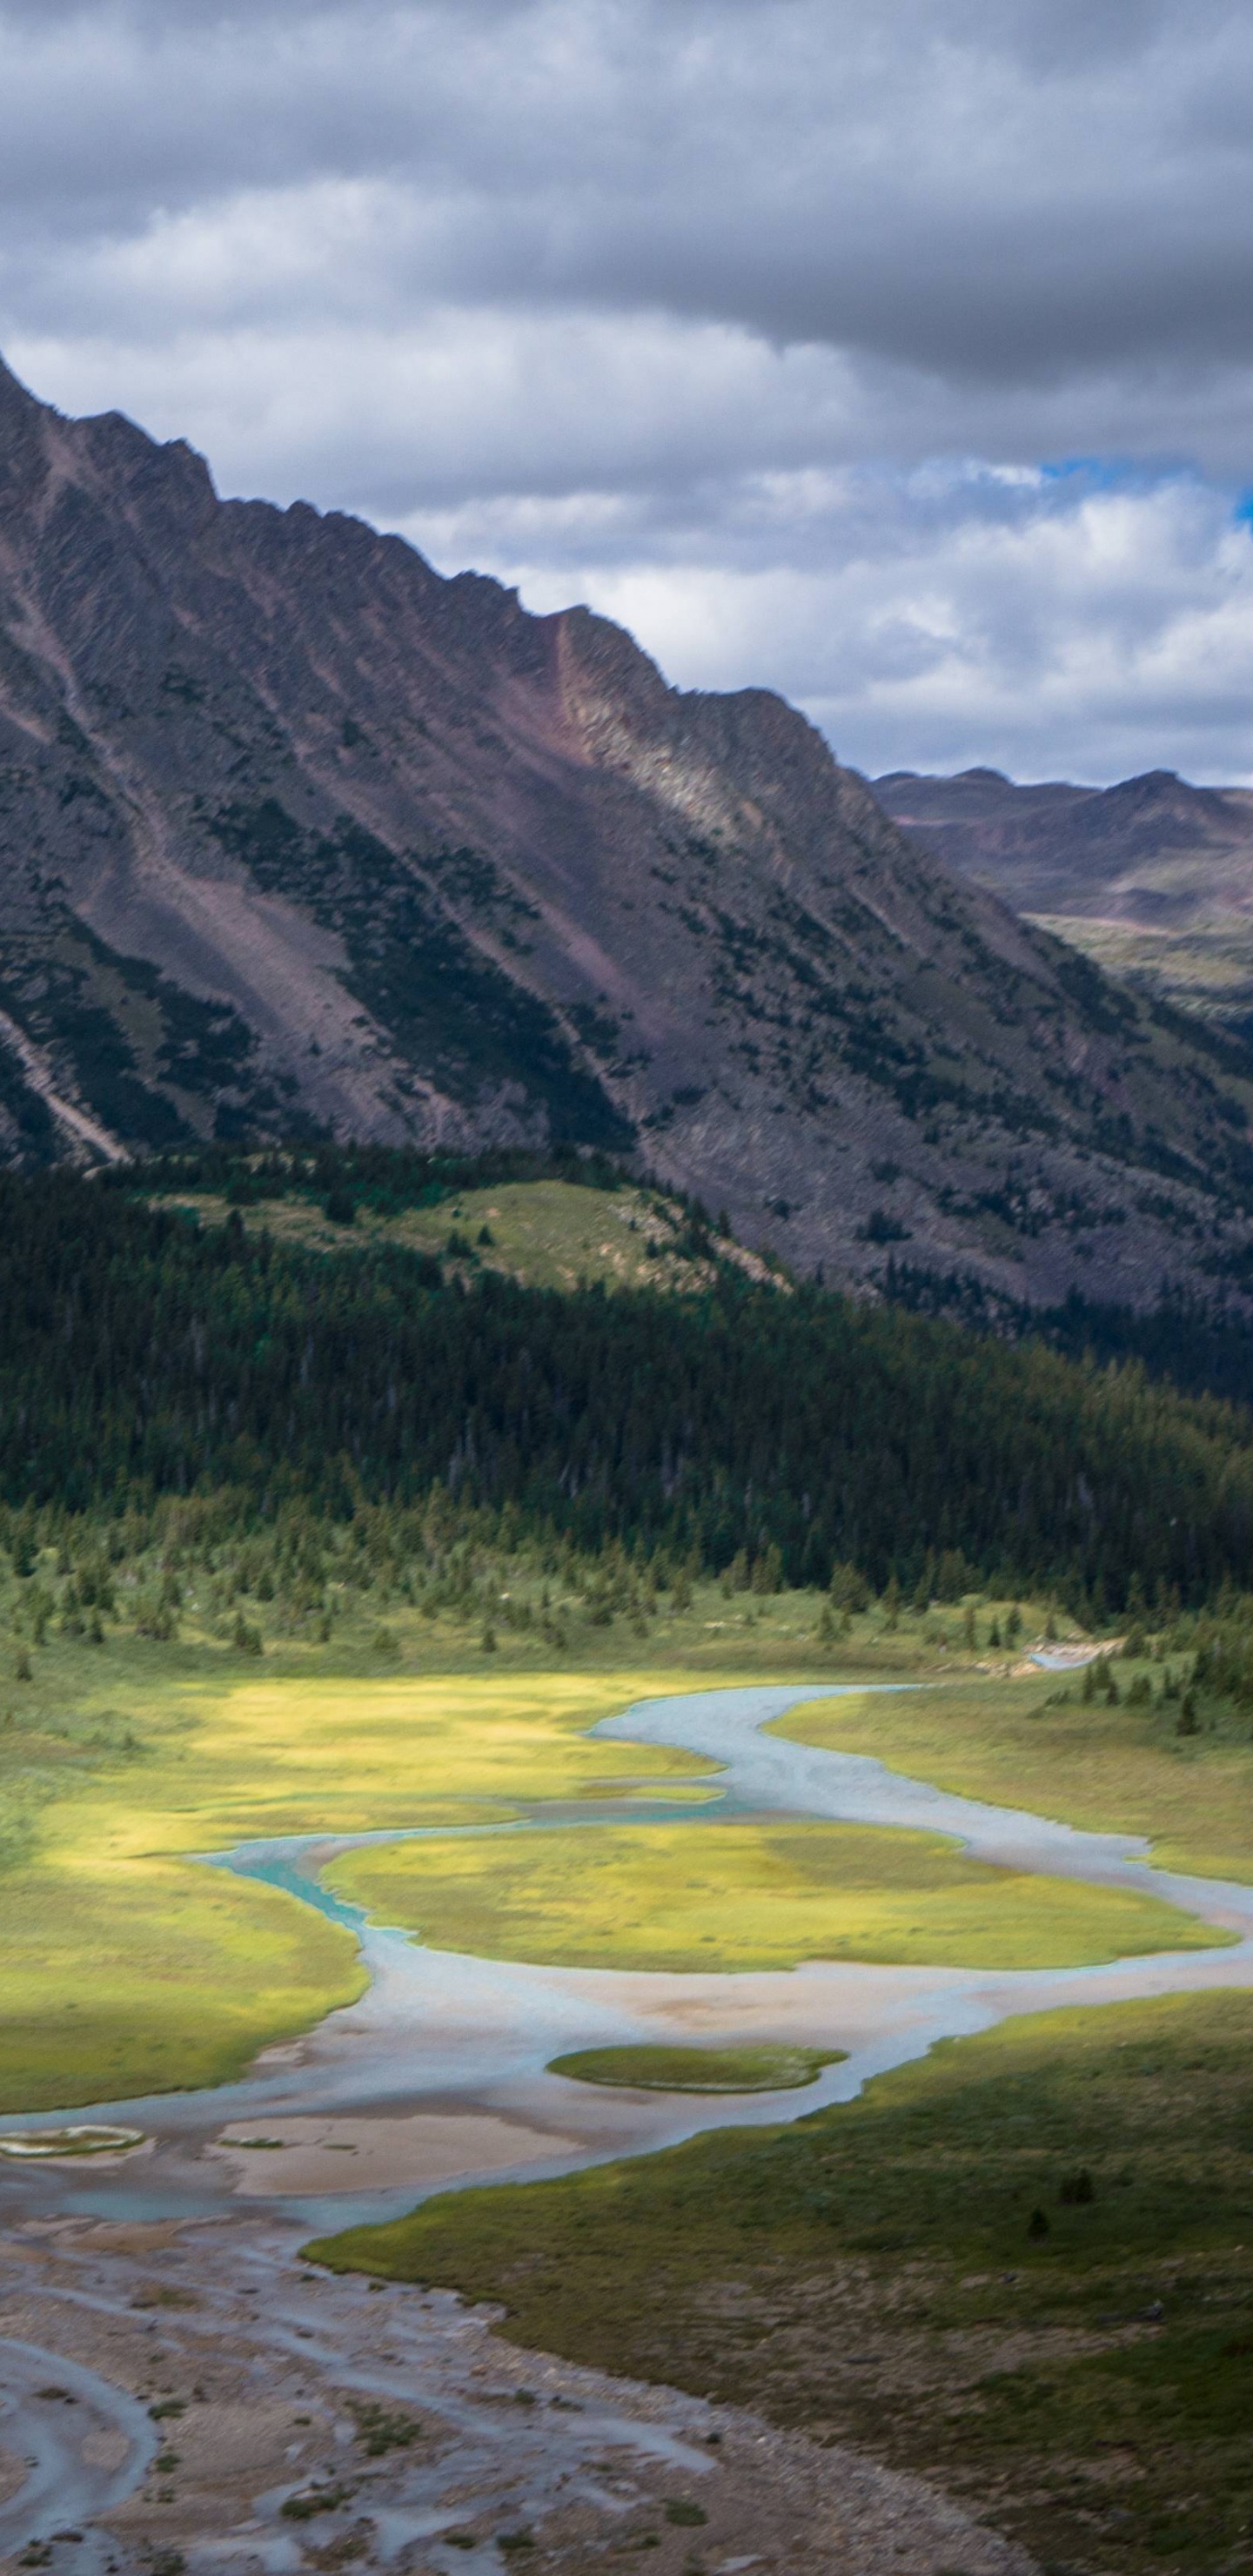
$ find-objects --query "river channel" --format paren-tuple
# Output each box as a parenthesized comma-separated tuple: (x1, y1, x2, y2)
(0, 1678, 1250, 2570)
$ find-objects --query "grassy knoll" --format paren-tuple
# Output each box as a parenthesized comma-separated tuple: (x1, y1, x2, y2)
(0, 1654, 712, 2112)
(323, 1815, 1222, 1972)
(777, 1670, 1253, 1883)
(151, 1177, 761, 1296)
(547, 2043, 842, 2090)
(312, 1989, 1253, 2576)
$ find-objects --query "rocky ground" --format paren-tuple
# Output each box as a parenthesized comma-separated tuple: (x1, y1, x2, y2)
(0, 2216, 1033, 2576)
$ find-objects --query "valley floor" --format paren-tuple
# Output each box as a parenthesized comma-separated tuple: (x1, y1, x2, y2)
(4, 1607, 1253, 2576)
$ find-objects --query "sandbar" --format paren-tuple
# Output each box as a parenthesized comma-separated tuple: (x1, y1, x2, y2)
(209, 2110, 582, 2195)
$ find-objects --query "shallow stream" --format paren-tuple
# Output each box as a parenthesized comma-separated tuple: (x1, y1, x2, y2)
(2, 1678, 1252, 2562)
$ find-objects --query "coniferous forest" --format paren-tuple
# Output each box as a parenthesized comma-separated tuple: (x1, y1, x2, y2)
(1, 1147, 1250, 1615)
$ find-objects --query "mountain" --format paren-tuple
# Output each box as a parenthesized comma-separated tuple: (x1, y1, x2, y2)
(4, 356, 1253, 1309)
(874, 766, 1253, 1030)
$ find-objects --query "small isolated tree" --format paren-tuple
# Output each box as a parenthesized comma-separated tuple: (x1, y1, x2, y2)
(10, 1523, 36, 1581)
(881, 1573, 902, 1633)
(1006, 1603, 1022, 1647)
(962, 1604, 977, 1651)
(935, 1549, 969, 1604)
(1028, 2207, 1050, 2240)
(829, 1561, 868, 1614)
(753, 1542, 784, 1595)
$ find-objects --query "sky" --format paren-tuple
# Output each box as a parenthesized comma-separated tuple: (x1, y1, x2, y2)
(4, 0, 1253, 783)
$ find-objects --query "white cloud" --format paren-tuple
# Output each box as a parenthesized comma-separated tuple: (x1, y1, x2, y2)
(410, 469, 1253, 784)
(7, 305, 871, 505)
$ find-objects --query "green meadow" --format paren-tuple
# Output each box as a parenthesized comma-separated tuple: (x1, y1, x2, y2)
(325, 1812, 1221, 1972)
(0, 1647, 711, 2110)
(313, 1988, 1253, 2576)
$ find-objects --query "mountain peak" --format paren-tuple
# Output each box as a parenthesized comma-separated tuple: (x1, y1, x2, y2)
(0, 366, 1252, 1310)
(0, 351, 40, 412)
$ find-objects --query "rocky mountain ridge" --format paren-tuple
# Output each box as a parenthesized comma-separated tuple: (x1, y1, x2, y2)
(3, 354, 1253, 1306)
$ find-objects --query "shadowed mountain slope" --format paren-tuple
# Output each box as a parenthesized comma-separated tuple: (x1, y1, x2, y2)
(4, 356, 1253, 1305)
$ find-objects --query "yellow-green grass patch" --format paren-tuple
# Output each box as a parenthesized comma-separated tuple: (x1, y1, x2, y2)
(0, 1846, 364, 2111)
(321, 1815, 1222, 1972)
(547, 2044, 843, 2092)
(151, 1179, 732, 1295)
(0, 1666, 712, 2111)
(775, 1674, 1253, 1884)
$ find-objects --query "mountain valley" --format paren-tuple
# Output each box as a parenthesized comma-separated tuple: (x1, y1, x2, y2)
(874, 764, 1253, 1035)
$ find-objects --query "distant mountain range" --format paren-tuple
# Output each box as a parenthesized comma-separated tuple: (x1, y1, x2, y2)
(874, 766, 1253, 1031)
(4, 352, 1253, 1309)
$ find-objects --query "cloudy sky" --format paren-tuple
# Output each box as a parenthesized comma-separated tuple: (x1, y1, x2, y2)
(4, 0, 1253, 782)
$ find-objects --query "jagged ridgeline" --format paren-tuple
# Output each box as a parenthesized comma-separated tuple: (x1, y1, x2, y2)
(1, 1154, 1251, 1612)
(10, 355, 1253, 1313)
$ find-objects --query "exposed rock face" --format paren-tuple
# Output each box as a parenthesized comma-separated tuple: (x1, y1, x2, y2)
(3, 354, 1253, 1305)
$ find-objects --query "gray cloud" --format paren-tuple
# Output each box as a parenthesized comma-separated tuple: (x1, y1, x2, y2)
(2, 0, 1253, 402)
(3, 0, 1253, 779)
